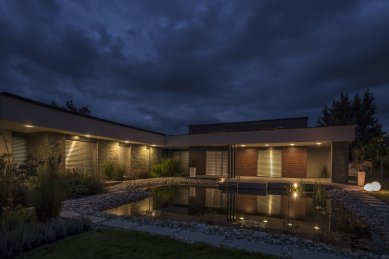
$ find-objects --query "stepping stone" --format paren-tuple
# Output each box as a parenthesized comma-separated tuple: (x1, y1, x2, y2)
(224, 239, 281, 256)
(293, 249, 346, 259)
(133, 225, 178, 236)
(101, 219, 138, 229)
(174, 231, 225, 246)
(86, 215, 107, 224)
(60, 211, 81, 218)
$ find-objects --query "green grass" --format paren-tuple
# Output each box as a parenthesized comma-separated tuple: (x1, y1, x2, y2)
(17, 229, 273, 259)
(368, 179, 389, 203)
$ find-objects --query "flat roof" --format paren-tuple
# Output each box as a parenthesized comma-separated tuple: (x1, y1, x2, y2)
(0, 92, 165, 135)
(189, 117, 308, 127)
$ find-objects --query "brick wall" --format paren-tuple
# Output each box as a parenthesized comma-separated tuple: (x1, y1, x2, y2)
(236, 147, 258, 176)
(282, 147, 307, 178)
(189, 147, 206, 175)
(332, 141, 349, 183)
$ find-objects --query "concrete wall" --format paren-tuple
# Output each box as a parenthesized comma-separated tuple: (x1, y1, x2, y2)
(28, 132, 66, 172)
(0, 129, 12, 154)
(236, 147, 258, 176)
(332, 141, 349, 183)
(281, 147, 307, 178)
(307, 146, 332, 178)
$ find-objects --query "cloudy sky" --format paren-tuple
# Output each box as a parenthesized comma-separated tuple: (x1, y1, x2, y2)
(1, 0, 388, 134)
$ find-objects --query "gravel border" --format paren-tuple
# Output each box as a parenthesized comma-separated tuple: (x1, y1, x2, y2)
(62, 177, 388, 258)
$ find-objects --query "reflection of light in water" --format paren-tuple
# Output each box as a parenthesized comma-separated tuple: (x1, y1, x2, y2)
(239, 216, 245, 221)
(314, 226, 320, 230)
(270, 149, 273, 177)
(263, 219, 268, 223)
(288, 223, 292, 226)
(268, 195, 272, 215)
(292, 192, 298, 199)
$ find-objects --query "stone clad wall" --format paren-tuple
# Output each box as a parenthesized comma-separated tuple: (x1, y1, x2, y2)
(0, 129, 12, 154)
(98, 140, 119, 174)
(131, 145, 162, 177)
(28, 132, 66, 172)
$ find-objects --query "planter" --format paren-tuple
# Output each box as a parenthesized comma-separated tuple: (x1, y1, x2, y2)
(357, 171, 366, 187)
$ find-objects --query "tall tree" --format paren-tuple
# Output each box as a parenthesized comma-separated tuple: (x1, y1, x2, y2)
(317, 90, 387, 175)
(52, 100, 91, 116)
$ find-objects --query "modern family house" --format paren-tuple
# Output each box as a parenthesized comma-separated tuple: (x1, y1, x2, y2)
(0, 92, 354, 183)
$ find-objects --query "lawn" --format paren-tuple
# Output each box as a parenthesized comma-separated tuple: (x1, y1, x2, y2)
(368, 179, 389, 203)
(17, 229, 273, 259)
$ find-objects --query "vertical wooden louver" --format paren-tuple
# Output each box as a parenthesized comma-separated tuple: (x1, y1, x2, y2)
(12, 136, 28, 165)
(65, 140, 97, 174)
(257, 149, 282, 177)
(206, 151, 228, 176)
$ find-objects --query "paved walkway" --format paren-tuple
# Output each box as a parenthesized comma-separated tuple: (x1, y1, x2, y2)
(342, 186, 389, 216)
(61, 211, 345, 259)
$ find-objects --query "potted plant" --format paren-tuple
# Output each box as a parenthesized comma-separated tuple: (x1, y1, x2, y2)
(352, 146, 366, 187)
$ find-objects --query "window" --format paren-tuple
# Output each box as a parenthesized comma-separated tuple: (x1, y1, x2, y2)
(257, 149, 282, 177)
(206, 151, 228, 176)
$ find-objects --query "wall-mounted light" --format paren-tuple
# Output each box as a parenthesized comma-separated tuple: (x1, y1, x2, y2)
(24, 124, 34, 128)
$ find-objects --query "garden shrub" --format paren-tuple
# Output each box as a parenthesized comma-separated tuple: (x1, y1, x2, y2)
(0, 217, 91, 258)
(152, 159, 182, 177)
(103, 160, 126, 180)
(320, 165, 329, 178)
(30, 156, 65, 222)
(61, 168, 105, 198)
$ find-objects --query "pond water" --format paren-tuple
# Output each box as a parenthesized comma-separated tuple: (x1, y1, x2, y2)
(106, 185, 381, 251)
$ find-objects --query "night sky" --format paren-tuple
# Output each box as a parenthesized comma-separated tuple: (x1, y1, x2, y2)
(1, 0, 389, 134)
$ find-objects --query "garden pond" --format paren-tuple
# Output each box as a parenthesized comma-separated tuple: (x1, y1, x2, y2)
(106, 185, 385, 251)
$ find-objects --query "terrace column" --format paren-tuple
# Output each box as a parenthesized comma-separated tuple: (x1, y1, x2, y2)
(228, 144, 237, 178)
(331, 141, 349, 183)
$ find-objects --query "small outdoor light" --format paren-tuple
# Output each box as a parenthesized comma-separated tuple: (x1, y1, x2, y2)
(288, 223, 293, 226)
(314, 226, 320, 230)
(265, 144, 269, 147)
(290, 143, 295, 146)
(85, 134, 91, 138)
(293, 183, 298, 189)
(241, 144, 246, 147)
(263, 219, 268, 223)
(239, 216, 245, 221)
(316, 142, 322, 145)
(371, 181, 381, 192)
(24, 124, 34, 128)
(152, 144, 156, 147)
(364, 183, 373, 192)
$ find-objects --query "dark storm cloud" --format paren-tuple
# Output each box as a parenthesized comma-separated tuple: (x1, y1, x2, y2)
(0, 0, 389, 134)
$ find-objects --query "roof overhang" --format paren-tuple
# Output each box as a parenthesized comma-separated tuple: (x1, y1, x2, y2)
(164, 125, 355, 147)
